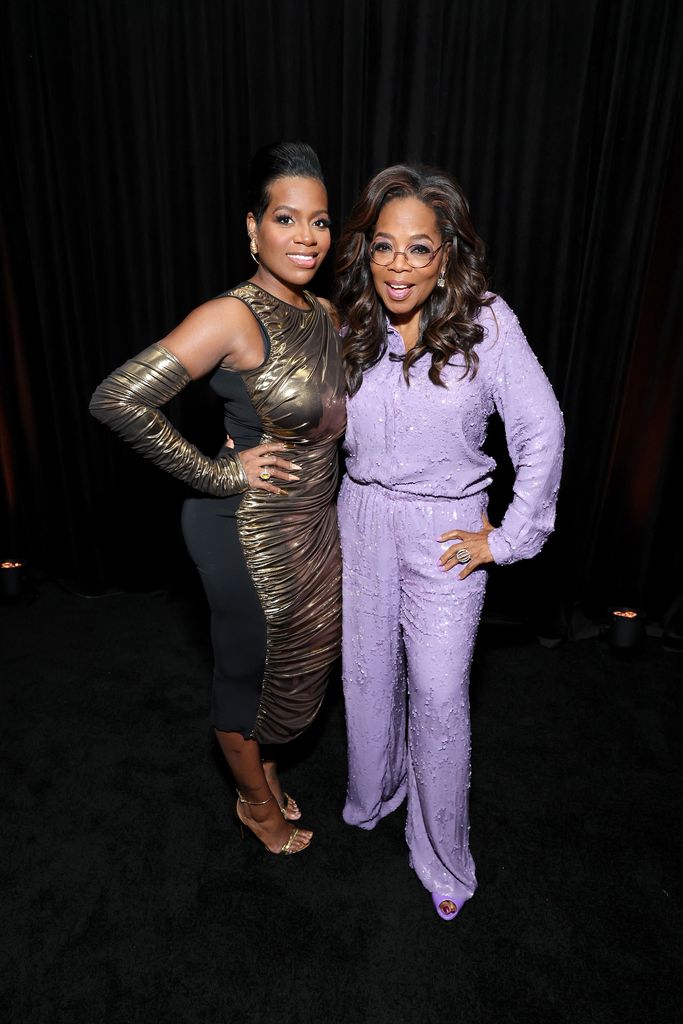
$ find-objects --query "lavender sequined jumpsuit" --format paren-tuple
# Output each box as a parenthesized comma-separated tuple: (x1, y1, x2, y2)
(337, 296, 564, 908)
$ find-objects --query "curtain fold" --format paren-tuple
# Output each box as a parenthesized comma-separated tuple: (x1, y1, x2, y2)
(1, 0, 681, 622)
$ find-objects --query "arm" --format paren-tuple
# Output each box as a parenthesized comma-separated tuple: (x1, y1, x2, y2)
(89, 343, 249, 496)
(485, 309, 565, 565)
(89, 298, 294, 496)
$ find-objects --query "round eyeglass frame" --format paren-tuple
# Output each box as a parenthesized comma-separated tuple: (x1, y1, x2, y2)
(368, 240, 447, 269)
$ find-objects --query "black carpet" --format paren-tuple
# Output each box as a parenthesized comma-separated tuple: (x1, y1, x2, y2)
(1, 580, 681, 1024)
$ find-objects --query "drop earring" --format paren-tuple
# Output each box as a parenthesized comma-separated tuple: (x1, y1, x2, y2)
(249, 237, 259, 264)
(437, 264, 446, 288)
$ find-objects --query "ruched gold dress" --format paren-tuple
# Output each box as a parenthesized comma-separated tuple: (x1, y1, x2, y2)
(181, 283, 346, 745)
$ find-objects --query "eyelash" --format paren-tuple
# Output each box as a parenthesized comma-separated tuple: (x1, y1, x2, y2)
(274, 215, 331, 230)
(372, 241, 431, 253)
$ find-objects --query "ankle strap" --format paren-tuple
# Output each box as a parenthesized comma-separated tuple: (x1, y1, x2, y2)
(236, 790, 273, 807)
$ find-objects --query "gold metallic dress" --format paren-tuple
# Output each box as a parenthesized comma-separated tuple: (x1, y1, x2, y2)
(182, 283, 346, 745)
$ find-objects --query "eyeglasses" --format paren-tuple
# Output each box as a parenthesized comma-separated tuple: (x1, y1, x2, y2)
(369, 240, 446, 269)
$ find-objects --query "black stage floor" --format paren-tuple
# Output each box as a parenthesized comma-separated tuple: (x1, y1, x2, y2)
(1, 581, 681, 1024)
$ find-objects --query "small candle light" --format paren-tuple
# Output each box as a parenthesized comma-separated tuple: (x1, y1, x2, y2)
(1, 561, 24, 597)
(609, 607, 645, 649)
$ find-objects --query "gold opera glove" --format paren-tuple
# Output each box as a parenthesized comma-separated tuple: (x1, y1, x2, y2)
(89, 344, 249, 496)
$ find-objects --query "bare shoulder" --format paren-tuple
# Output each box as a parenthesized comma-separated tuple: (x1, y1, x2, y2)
(161, 295, 264, 379)
(315, 295, 340, 330)
(177, 294, 256, 335)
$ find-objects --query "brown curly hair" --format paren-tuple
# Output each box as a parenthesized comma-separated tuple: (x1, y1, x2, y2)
(335, 164, 493, 395)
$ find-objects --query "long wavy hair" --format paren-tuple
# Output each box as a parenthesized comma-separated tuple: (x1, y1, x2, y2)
(335, 164, 492, 394)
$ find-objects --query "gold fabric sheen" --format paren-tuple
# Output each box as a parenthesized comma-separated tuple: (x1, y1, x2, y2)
(89, 345, 249, 495)
(230, 284, 346, 744)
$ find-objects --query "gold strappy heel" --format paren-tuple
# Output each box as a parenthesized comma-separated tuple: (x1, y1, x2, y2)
(234, 791, 309, 855)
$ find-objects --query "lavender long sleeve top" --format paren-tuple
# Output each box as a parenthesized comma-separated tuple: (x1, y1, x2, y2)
(342, 295, 564, 565)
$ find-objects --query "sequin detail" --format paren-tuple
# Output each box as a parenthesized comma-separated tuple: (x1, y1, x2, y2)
(339, 294, 564, 902)
(339, 482, 484, 900)
(343, 295, 564, 564)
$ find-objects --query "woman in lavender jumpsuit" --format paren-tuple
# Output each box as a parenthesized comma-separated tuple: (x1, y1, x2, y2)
(334, 165, 564, 920)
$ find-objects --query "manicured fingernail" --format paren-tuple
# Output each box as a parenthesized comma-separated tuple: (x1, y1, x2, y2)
(289, 474, 300, 481)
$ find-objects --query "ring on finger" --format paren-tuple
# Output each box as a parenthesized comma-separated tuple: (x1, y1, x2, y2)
(259, 468, 272, 481)
(455, 547, 472, 565)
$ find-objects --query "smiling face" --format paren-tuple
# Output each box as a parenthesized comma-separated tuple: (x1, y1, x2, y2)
(369, 196, 449, 344)
(247, 176, 331, 305)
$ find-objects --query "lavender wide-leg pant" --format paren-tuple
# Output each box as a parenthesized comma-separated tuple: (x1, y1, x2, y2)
(338, 478, 487, 907)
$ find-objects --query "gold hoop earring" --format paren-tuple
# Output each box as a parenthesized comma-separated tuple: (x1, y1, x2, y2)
(249, 237, 259, 265)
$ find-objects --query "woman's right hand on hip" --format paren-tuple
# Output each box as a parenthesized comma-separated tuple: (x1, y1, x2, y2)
(237, 442, 301, 495)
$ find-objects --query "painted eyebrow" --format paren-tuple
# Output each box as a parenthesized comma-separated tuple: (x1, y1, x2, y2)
(372, 231, 437, 242)
(272, 205, 330, 217)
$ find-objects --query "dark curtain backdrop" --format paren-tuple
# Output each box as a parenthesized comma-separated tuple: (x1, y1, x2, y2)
(1, 0, 682, 629)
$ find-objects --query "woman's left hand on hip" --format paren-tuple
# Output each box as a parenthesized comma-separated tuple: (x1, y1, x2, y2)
(437, 512, 495, 579)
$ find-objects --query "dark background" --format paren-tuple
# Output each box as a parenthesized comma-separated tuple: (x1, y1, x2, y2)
(1, 0, 682, 634)
(2, 6, 682, 1023)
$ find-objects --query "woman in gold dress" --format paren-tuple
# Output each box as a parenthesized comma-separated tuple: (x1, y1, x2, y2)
(90, 142, 345, 855)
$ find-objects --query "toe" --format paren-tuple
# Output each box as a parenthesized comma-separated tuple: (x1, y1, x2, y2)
(283, 793, 302, 821)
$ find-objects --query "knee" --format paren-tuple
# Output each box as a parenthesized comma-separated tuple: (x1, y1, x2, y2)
(408, 670, 470, 728)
